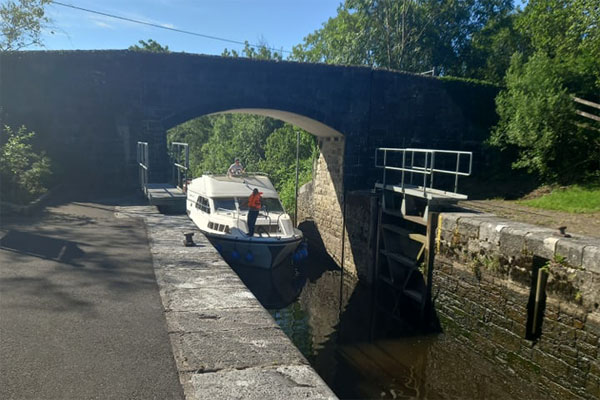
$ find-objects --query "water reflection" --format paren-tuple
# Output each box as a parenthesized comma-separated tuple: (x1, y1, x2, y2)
(232, 253, 546, 399)
(229, 261, 307, 309)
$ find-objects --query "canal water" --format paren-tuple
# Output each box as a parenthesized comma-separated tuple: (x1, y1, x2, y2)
(231, 251, 546, 399)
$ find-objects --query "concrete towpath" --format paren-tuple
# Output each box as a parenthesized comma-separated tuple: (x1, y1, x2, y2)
(117, 205, 337, 400)
(0, 195, 184, 399)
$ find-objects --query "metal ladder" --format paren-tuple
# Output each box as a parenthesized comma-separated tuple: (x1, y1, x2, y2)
(372, 148, 472, 330)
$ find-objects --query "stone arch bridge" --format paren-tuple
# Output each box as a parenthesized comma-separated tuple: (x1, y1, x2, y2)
(1, 50, 497, 275)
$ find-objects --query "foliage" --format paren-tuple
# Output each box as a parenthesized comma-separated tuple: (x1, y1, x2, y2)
(167, 116, 213, 172)
(0, 125, 52, 203)
(490, 0, 600, 183)
(195, 114, 283, 176)
(258, 125, 318, 210)
(167, 113, 317, 214)
(290, 0, 517, 78)
(128, 39, 170, 52)
(464, 12, 529, 83)
(518, 185, 600, 213)
(0, 0, 52, 51)
(222, 40, 283, 61)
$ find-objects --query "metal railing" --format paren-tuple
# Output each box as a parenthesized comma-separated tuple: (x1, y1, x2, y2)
(170, 142, 189, 190)
(137, 141, 149, 193)
(375, 147, 472, 196)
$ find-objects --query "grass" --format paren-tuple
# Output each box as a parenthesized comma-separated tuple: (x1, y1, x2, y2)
(518, 185, 600, 213)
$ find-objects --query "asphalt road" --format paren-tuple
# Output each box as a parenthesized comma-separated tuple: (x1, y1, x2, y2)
(0, 196, 184, 399)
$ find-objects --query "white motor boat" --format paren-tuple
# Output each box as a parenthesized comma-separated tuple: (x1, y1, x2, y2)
(186, 173, 304, 269)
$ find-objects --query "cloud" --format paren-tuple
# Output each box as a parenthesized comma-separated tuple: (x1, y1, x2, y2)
(92, 20, 113, 29)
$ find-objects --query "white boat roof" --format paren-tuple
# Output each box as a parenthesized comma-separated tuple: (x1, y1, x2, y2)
(188, 174, 279, 198)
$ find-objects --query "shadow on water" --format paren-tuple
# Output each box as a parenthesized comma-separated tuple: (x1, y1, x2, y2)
(226, 222, 547, 400)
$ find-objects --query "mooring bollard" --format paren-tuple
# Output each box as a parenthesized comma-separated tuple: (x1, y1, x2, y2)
(183, 232, 196, 247)
(557, 226, 571, 238)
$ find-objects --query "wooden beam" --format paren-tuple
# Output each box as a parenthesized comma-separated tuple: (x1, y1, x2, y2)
(576, 109, 600, 123)
(573, 96, 600, 110)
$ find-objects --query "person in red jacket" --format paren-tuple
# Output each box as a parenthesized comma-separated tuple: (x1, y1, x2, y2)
(247, 188, 262, 236)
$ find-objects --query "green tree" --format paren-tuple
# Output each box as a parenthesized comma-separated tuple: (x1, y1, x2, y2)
(222, 40, 283, 61)
(291, 0, 516, 76)
(167, 117, 213, 176)
(196, 114, 283, 175)
(128, 39, 170, 52)
(464, 12, 529, 83)
(0, 0, 52, 51)
(0, 125, 52, 202)
(258, 125, 318, 211)
(490, 0, 600, 182)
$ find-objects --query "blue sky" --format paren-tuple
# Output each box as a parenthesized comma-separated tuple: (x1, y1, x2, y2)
(38, 1, 342, 56)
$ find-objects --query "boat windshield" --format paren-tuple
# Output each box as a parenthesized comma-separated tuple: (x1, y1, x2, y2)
(238, 197, 284, 212)
(213, 197, 236, 212)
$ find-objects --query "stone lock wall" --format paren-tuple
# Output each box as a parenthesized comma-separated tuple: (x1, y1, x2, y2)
(297, 137, 379, 281)
(435, 213, 600, 399)
(297, 178, 600, 399)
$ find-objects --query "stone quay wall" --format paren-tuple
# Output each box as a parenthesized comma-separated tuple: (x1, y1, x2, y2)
(435, 213, 600, 400)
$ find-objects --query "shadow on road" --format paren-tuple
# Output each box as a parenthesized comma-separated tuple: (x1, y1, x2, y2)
(1, 230, 85, 267)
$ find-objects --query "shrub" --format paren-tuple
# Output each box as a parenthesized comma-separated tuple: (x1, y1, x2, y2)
(0, 125, 52, 203)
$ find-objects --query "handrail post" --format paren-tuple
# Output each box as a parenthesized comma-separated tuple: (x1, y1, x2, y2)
(430, 151, 435, 189)
(382, 150, 387, 189)
(401, 150, 406, 191)
(454, 153, 460, 193)
(410, 150, 415, 185)
(423, 151, 428, 196)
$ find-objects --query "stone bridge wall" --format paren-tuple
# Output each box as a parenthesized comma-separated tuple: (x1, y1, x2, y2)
(0, 51, 498, 192)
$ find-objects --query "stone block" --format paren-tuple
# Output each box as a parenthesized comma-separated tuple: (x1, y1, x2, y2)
(182, 365, 336, 400)
(170, 328, 307, 372)
(162, 287, 262, 312)
(584, 313, 600, 338)
(524, 232, 558, 259)
(165, 308, 279, 334)
(456, 216, 481, 240)
(582, 245, 600, 274)
(585, 374, 599, 400)
(499, 226, 529, 259)
(558, 344, 579, 361)
(556, 238, 586, 268)
(478, 218, 508, 249)
(505, 304, 528, 326)
(489, 323, 521, 353)
(532, 349, 570, 379)
(506, 351, 542, 376)
(155, 265, 244, 290)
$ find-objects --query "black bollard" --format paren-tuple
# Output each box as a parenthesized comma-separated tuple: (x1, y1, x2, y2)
(183, 232, 196, 247)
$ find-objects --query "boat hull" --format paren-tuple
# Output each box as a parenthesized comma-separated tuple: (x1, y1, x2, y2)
(203, 230, 302, 269)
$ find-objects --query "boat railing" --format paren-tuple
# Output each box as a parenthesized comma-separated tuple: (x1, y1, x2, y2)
(202, 171, 272, 178)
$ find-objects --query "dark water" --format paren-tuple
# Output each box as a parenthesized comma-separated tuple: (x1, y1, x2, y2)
(231, 254, 546, 400)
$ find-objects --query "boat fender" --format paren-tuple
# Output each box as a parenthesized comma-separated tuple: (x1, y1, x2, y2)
(245, 251, 254, 262)
(231, 249, 240, 260)
(300, 247, 308, 259)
